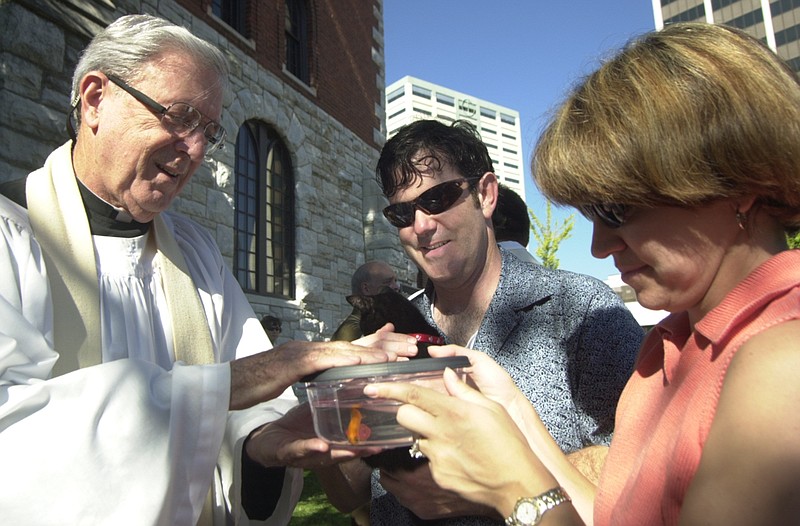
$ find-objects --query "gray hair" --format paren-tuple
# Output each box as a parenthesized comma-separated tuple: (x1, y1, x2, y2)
(71, 14, 229, 107)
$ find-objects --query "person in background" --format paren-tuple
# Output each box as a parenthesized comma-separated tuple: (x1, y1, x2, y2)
(329, 260, 403, 526)
(368, 22, 800, 526)
(493, 183, 538, 264)
(0, 14, 411, 525)
(332, 260, 402, 342)
(330, 119, 643, 526)
(261, 315, 283, 345)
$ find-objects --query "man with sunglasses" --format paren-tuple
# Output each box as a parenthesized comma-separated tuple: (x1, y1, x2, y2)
(352, 120, 644, 526)
(0, 14, 408, 525)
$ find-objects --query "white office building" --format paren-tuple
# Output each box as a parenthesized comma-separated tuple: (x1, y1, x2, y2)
(385, 76, 526, 199)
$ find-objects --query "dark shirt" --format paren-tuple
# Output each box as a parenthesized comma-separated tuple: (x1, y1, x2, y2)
(332, 308, 363, 341)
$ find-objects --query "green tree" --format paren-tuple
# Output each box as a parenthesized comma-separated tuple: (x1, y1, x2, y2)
(529, 201, 575, 269)
(788, 231, 800, 249)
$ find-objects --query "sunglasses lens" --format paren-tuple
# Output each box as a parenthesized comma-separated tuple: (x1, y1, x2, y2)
(383, 203, 414, 228)
(382, 180, 469, 228)
(416, 182, 463, 215)
(580, 203, 627, 228)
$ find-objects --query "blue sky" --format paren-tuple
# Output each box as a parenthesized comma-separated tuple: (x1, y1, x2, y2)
(383, 1, 656, 280)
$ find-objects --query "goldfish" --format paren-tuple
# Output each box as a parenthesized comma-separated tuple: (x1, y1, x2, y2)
(346, 406, 372, 444)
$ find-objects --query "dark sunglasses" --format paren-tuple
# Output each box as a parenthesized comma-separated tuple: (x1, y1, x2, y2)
(383, 177, 481, 228)
(578, 203, 629, 229)
(266, 325, 282, 331)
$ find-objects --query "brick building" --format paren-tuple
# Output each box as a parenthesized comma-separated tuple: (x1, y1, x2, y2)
(0, 0, 415, 341)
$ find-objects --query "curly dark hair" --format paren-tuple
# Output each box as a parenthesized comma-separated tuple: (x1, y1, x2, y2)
(376, 119, 494, 198)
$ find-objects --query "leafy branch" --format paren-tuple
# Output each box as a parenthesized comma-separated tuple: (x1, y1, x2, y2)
(529, 200, 575, 269)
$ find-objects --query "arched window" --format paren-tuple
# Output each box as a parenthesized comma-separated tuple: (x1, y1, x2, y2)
(234, 121, 295, 298)
(285, 0, 310, 83)
(211, 0, 248, 36)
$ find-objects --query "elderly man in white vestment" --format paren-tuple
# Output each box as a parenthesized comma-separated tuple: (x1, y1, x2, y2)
(0, 14, 415, 526)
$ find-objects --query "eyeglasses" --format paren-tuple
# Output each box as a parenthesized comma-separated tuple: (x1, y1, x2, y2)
(383, 177, 481, 228)
(266, 325, 282, 331)
(106, 73, 226, 155)
(578, 203, 629, 229)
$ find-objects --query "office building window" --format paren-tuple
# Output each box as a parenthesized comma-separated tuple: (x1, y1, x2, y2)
(776, 23, 800, 46)
(234, 121, 295, 298)
(285, 0, 311, 83)
(212, 0, 248, 36)
(711, 0, 738, 9)
(664, 4, 706, 24)
(480, 107, 496, 119)
(772, 0, 800, 17)
(726, 8, 764, 30)
(436, 93, 455, 106)
(500, 113, 516, 125)
(412, 85, 432, 99)
(387, 86, 405, 103)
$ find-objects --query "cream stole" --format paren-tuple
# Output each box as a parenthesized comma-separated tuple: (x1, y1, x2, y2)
(25, 142, 215, 376)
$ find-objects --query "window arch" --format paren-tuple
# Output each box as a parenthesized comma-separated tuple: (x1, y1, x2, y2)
(234, 121, 295, 298)
(285, 0, 311, 83)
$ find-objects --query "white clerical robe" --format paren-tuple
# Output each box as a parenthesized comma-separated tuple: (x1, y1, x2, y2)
(0, 193, 301, 525)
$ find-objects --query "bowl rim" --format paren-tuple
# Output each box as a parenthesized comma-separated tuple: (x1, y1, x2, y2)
(300, 356, 470, 383)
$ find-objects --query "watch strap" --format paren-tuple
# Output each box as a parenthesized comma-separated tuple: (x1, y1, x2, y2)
(504, 487, 571, 526)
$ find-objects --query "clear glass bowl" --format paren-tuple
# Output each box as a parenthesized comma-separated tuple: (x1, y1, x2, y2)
(300, 357, 470, 449)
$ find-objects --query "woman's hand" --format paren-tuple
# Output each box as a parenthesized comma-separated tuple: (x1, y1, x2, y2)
(365, 368, 561, 517)
(427, 345, 536, 424)
(427, 346, 598, 524)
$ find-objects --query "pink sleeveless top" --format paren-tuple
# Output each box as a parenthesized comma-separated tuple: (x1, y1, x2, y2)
(594, 250, 800, 525)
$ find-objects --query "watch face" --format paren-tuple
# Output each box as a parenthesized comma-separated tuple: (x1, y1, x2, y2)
(515, 500, 541, 525)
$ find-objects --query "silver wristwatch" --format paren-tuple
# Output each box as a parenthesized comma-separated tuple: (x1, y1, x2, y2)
(504, 487, 571, 526)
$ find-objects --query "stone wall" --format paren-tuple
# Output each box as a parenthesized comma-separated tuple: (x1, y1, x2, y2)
(0, 0, 416, 341)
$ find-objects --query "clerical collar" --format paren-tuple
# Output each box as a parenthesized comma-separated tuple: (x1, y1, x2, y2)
(77, 181, 150, 237)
